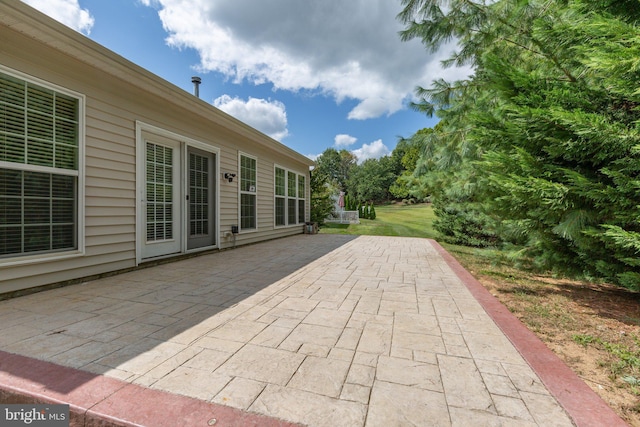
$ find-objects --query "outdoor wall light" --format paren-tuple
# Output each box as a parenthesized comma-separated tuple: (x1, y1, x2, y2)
(224, 172, 236, 183)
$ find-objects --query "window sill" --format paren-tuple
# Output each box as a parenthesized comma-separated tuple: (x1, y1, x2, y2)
(0, 250, 84, 268)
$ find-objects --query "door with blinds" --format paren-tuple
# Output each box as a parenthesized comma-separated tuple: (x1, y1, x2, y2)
(187, 147, 216, 250)
(142, 136, 181, 259)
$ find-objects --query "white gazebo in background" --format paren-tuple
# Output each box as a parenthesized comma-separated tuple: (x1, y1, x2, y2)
(325, 191, 360, 224)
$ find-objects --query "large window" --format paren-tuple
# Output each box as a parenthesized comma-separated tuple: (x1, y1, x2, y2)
(287, 171, 297, 225)
(239, 154, 256, 231)
(274, 166, 306, 227)
(275, 167, 286, 226)
(0, 69, 82, 259)
(298, 175, 306, 223)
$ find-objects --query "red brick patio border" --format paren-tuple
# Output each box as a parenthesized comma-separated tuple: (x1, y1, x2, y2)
(0, 350, 301, 427)
(430, 239, 628, 427)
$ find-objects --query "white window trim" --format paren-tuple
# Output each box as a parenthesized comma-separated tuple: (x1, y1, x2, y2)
(298, 172, 307, 224)
(274, 165, 287, 228)
(238, 152, 258, 233)
(0, 65, 85, 267)
(273, 164, 306, 228)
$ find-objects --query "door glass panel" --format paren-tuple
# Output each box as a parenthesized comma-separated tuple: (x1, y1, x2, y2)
(189, 152, 209, 237)
(146, 142, 173, 242)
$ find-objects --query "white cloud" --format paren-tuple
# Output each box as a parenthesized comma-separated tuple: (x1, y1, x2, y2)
(213, 95, 289, 141)
(352, 140, 390, 164)
(22, 0, 94, 34)
(334, 134, 357, 148)
(142, 0, 472, 120)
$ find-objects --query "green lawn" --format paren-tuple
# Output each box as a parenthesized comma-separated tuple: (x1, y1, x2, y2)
(319, 203, 439, 239)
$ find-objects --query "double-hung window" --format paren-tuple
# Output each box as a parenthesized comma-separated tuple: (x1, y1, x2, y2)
(239, 153, 257, 231)
(0, 68, 82, 260)
(274, 166, 305, 226)
(298, 174, 306, 223)
(287, 171, 297, 225)
(274, 167, 286, 226)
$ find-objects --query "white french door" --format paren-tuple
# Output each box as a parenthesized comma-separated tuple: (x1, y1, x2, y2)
(142, 136, 181, 259)
(137, 124, 219, 263)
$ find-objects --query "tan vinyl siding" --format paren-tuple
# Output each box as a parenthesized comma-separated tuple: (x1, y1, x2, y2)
(0, 28, 140, 291)
(0, 3, 313, 294)
(1, 257, 134, 294)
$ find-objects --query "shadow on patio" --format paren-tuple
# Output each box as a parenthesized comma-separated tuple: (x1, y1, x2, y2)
(0, 234, 358, 395)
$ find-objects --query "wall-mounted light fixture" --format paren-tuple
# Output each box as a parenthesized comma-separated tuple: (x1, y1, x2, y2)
(224, 172, 236, 183)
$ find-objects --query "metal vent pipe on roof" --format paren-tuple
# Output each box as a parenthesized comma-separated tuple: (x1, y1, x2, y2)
(191, 76, 201, 98)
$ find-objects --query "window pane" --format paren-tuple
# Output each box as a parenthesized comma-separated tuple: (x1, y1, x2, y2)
(52, 224, 74, 249)
(27, 110, 54, 142)
(0, 196, 22, 225)
(52, 175, 75, 198)
(0, 134, 25, 163)
(24, 198, 50, 224)
(55, 93, 78, 121)
(275, 167, 285, 196)
(0, 227, 22, 256)
(0, 104, 26, 138)
(298, 199, 305, 223)
(298, 175, 305, 199)
(288, 171, 296, 197)
(275, 197, 285, 226)
(0, 73, 25, 107)
(288, 198, 296, 224)
(53, 199, 74, 223)
(27, 85, 54, 115)
(0, 168, 22, 196)
(27, 137, 54, 167)
(24, 225, 50, 252)
(24, 171, 50, 197)
(241, 155, 256, 192)
(241, 193, 256, 229)
(0, 169, 22, 227)
(54, 142, 76, 170)
(55, 119, 77, 145)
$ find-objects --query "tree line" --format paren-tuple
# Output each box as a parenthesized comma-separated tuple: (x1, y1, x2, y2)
(310, 139, 426, 224)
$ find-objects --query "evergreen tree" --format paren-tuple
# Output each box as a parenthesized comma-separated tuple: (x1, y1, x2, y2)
(370, 203, 377, 220)
(309, 168, 334, 225)
(399, 0, 640, 289)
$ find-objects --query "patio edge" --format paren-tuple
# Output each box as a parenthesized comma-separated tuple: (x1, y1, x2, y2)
(429, 239, 628, 427)
(0, 350, 302, 427)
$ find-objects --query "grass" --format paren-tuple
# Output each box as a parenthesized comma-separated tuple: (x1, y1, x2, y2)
(574, 334, 640, 380)
(319, 203, 439, 238)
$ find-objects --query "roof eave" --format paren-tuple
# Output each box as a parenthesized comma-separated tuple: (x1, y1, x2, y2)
(0, 2, 314, 167)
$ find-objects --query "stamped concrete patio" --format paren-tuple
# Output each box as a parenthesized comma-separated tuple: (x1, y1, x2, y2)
(0, 235, 627, 426)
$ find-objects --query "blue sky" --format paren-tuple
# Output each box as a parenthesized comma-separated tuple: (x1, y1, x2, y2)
(22, 0, 470, 162)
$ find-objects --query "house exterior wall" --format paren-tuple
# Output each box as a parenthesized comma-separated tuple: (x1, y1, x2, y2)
(0, 3, 313, 295)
